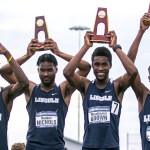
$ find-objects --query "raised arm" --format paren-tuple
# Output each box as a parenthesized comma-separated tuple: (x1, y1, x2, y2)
(44, 38, 91, 77)
(127, 13, 150, 104)
(107, 31, 138, 101)
(0, 43, 29, 110)
(63, 31, 93, 93)
(0, 39, 38, 84)
(127, 13, 149, 62)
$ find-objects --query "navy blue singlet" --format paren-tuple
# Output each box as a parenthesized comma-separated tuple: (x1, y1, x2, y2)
(82, 80, 121, 149)
(139, 94, 150, 150)
(26, 84, 68, 149)
(0, 87, 10, 150)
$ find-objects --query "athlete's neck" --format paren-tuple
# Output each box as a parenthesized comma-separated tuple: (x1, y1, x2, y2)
(40, 82, 56, 92)
(95, 77, 109, 89)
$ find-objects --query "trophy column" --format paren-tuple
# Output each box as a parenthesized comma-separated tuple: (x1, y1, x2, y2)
(35, 16, 49, 39)
(90, 7, 110, 43)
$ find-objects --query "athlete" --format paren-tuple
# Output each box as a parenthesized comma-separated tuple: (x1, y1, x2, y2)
(0, 38, 91, 150)
(0, 43, 29, 150)
(63, 30, 138, 150)
(127, 13, 150, 150)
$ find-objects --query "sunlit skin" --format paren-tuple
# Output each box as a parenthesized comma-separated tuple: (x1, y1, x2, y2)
(38, 61, 58, 87)
(92, 56, 111, 83)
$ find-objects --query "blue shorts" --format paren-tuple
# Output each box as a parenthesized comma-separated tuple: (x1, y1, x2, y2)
(82, 148, 119, 150)
(26, 143, 65, 150)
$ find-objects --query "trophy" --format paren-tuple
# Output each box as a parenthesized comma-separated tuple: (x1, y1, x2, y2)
(34, 16, 49, 49)
(143, 3, 150, 26)
(90, 7, 110, 43)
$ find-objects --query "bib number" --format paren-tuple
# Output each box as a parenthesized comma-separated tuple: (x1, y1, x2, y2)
(88, 106, 110, 124)
(146, 126, 150, 141)
(111, 101, 119, 115)
(36, 111, 58, 128)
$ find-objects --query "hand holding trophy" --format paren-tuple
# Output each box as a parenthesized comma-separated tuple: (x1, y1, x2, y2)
(90, 7, 110, 43)
(143, 3, 150, 26)
(34, 16, 49, 51)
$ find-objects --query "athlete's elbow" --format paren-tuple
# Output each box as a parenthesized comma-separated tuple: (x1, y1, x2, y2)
(130, 67, 138, 79)
(63, 67, 73, 78)
(20, 79, 29, 90)
(84, 64, 91, 76)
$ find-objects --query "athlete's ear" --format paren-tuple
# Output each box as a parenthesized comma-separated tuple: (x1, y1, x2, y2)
(148, 75, 150, 82)
(37, 67, 40, 73)
(55, 67, 58, 73)
(109, 62, 112, 68)
(109, 65, 112, 69)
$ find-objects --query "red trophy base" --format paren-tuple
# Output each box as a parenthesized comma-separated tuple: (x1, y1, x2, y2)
(90, 35, 110, 43)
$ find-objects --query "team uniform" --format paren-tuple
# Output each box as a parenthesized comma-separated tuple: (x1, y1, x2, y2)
(0, 87, 10, 150)
(139, 93, 150, 150)
(82, 80, 121, 150)
(26, 84, 68, 150)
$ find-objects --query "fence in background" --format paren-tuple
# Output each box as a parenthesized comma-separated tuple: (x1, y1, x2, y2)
(127, 133, 141, 150)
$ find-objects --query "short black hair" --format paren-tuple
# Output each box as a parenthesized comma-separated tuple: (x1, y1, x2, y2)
(91, 46, 112, 66)
(37, 53, 58, 66)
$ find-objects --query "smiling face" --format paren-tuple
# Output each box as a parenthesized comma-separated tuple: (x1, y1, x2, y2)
(92, 56, 111, 82)
(38, 61, 58, 86)
(91, 47, 112, 83)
